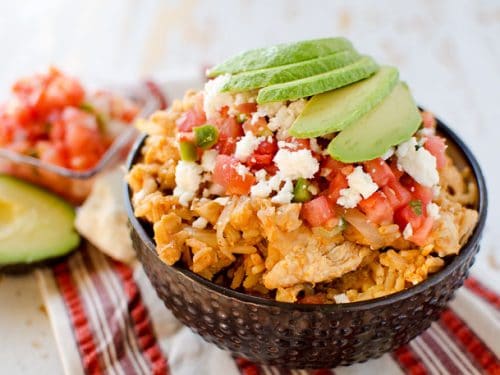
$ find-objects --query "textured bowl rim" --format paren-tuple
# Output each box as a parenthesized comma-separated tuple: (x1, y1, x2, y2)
(124, 115, 488, 312)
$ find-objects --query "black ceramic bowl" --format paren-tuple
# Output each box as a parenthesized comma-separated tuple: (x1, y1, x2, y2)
(125, 117, 487, 369)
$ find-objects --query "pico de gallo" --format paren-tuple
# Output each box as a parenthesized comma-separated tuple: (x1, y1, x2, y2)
(170, 81, 448, 247)
(0, 67, 139, 171)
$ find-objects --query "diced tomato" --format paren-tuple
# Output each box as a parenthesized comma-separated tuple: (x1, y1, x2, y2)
(301, 196, 335, 227)
(215, 138, 237, 155)
(247, 139, 278, 168)
(263, 164, 278, 175)
(358, 191, 394, 225)
(176, 109, 207, 132)
(14, 67, 85, 117)
(255, 139, 277, 155)
(242, 117, 269, 135)
(382, 180, 412, 210)
(410, 216, 434, 246)
(37, 141, 68, 168)
(389, 159, 404, 180)
(213, 155, 255, 195)
(326, 172, 348, 203)
(236, 103, 257, 115)
(364, 158, 395, 187)
(213, 117, 243, 155)
(247, 153, 274, 166)
(394, 204, 425, 232)
(321, 158, 349, 180)
(424, 135, 447, 169)
(421, 111, 436, 129)
(401, 176, 433, 206)
(217, 116, 243, 139)
(284, 137, 310, 151)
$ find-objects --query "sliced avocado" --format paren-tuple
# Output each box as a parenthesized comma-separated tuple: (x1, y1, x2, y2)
(0, 175, 80, 268)
(256, 56, 379, 104)
(289, 66, 399, 138)
(328, 82, 421, 163)
(207, 37, 352, 77)
(221, 49, 361, 93)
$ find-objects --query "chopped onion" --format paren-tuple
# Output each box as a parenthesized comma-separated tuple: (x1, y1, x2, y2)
(343, 208, 384, 249)
(215, 196, 236, 248)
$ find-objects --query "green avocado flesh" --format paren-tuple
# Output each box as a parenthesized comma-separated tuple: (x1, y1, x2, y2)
(0, 176, 80, 266)
(327, 83, 421, 163)
(207, 37, 352, 77)
(221, 49, 361, 93)
(256, 56, 379, 104)
(290, 66, 399, 138)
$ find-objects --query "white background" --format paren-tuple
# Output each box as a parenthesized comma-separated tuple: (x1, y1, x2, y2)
(0, 0, 498, 373)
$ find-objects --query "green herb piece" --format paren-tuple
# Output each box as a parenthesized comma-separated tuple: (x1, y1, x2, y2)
(409, 200, 423, 216)
(179, 141, 198, 161)
(293, 178, 312, 202)
(194, 125, 219, 149)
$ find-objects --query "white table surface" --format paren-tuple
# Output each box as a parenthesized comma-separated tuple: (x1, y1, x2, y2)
(0, 0, 499, 373)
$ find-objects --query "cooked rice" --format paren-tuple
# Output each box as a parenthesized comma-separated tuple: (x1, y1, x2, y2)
(127, 92, 479, 304)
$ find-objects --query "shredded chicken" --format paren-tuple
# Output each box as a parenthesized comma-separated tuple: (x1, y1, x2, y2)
(263, 242, 371, 289)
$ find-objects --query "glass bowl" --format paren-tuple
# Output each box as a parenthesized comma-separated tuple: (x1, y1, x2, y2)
(0, 81, 165, 204)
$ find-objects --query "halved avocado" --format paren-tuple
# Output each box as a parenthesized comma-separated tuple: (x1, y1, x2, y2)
(327, 82, 421, 162)
(289, 66, 399, 138)
(221, 49, 361, 93)
(0, 175, 80, 270)
(256, 56, 379, 103)
(207, 37, 352, 77)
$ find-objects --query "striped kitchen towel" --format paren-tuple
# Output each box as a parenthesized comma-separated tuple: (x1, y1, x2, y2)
(36, 243, 500, 375)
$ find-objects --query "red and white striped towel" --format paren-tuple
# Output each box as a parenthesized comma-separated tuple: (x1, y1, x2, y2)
(36, 243, 500, 375)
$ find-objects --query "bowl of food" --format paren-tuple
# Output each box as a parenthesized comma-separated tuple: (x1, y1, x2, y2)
(0, 67, 157, 204)
(125, 37, 487, 368)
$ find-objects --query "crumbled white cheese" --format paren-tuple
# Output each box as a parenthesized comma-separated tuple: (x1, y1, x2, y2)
(234, 132, 264, 162)
(277, 140, 297, 149)
(309, 138, 322, 154)
(271, 179, 294, 204)
(267, 100, 306, 140)
(381, 147, 395, 160)
(334, 293, 350, 304)
(203, 74, 233, 119)
(250, 172, 281, 199)
(235, 163, 250, 177)
(396, 137, 439, 188)
(192, 217, 208, 229)
(347, 166, 378, 199)
(273, 149, 319, 180)
(426, 202, 441, 220)
(251, 180, 273, 198)
(403, 223, 413, 240)
(255, 169, 267, 181)
(337, 188, 362, 208)
(254, 101, 283, 119)
(267, 174, 283, 190)
(201, 149, 218, 172)
(288, 99, 307, 117)
(173, 161, 203, 206)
